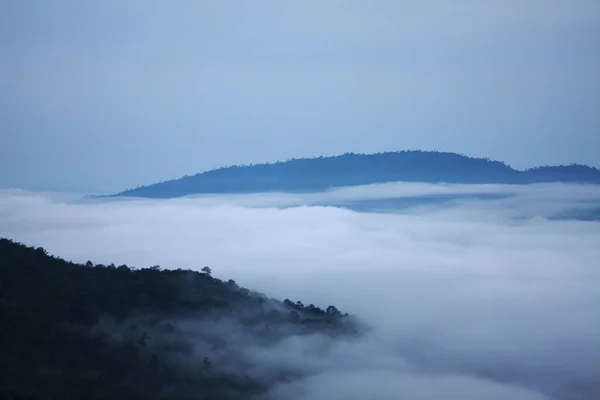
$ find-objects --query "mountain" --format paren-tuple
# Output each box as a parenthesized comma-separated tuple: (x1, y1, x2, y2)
(0, 238, 358, 400)
(111, 151, 600, 198)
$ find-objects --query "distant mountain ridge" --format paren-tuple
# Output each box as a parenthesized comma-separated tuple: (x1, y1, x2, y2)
(112, 150, 600, 198)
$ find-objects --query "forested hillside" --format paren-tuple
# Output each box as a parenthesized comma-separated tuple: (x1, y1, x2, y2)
(0, 238, 357, 400)
(112, 151, 600, 198)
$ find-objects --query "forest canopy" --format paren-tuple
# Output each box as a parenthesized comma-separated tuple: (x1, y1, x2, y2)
(0, 238, 357, 400)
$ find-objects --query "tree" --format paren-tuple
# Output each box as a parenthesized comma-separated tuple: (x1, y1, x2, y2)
(308, 304, 324, 315)
(283, 299, 295, 308)
(326, 305, 340, 315)
(201, 266, 212, 275)
(85, 260, 94, 268)
(227, 279, 238, 289)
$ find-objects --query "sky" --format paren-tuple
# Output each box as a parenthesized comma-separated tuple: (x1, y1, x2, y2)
(1, 182, 599, 399)
(1, 0, 599, 192)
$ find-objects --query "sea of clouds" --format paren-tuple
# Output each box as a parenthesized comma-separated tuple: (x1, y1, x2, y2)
(1, 182, 599, 400)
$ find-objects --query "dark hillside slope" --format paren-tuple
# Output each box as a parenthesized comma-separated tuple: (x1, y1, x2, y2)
(0, 238, 357, 400)
(112, 151, 600, 198)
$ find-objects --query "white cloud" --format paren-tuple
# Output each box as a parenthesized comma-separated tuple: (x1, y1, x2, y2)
(1, 183, 599, 399)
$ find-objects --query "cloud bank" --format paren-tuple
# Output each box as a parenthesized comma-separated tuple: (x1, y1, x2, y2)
(1, 182, 599, 399)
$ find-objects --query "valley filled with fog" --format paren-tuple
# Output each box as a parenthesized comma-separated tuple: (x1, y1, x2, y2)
(1, 182, 599, 400)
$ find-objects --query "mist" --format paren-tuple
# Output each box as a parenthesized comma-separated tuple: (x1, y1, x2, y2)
(1, 182, 599, 399)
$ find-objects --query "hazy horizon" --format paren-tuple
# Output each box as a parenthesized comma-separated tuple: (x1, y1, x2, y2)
(2, 0, 599, 192)
(2, 148, 600, 194)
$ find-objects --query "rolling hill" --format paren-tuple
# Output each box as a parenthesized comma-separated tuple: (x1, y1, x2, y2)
(111, 151, 600, 198)
(0, 238, 358, 399)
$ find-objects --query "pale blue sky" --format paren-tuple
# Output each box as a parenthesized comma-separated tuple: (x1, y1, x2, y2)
(1, 0, 599, 192)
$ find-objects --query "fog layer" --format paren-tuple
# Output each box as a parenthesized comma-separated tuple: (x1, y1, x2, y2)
(1, 183, 599, 399)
